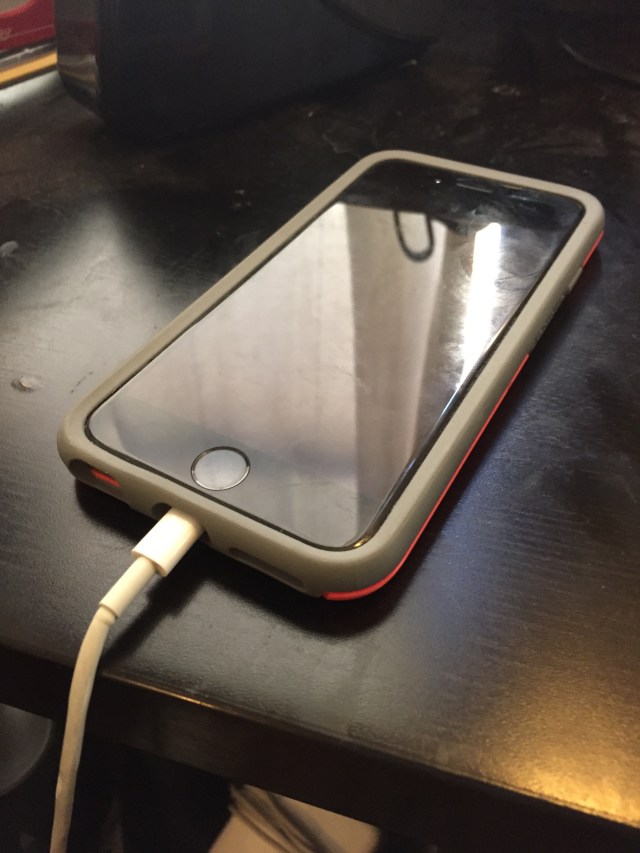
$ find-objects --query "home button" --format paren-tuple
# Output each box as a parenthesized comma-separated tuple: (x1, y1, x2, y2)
(191, 447, 250, 491)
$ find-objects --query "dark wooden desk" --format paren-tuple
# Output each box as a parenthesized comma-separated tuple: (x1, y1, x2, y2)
(1, 9, 639, 852)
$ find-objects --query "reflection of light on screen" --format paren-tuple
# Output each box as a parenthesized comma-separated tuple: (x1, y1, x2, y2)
(460, 222, 502, 382)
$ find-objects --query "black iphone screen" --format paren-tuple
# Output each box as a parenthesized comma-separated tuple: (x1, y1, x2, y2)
(88, 161, 583, 548)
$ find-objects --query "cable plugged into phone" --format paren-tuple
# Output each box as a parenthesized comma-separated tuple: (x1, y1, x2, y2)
(49, 508, 203, 853)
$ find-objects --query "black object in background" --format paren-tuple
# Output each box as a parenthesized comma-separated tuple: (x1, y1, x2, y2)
(55, 0, 442, 138)
(536, 1, 640, 86)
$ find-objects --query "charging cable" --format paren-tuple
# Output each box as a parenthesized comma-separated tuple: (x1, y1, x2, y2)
(49, 508, 203, 853)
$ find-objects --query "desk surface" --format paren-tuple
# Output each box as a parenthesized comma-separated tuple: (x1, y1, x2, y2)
(1, 8, 639, 852)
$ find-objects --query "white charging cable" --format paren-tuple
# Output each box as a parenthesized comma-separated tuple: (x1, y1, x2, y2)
(50, 507, 203, 853)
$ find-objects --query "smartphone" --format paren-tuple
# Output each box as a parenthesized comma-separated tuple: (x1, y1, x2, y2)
(58, 151, 604, 599)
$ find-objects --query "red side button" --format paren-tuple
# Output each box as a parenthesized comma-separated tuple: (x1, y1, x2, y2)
(90, 468, 121, 488)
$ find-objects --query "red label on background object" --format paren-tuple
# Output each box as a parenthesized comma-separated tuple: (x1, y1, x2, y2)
(0, 0, 54, 52)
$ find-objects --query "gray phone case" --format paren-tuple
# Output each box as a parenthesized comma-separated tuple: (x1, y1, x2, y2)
(58, 151, 605, 598)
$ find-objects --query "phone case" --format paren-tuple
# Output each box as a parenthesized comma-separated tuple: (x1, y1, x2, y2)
(58, 151, 604, 598)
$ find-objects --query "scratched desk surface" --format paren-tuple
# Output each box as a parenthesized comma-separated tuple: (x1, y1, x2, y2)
(0, 6, 639, 852)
